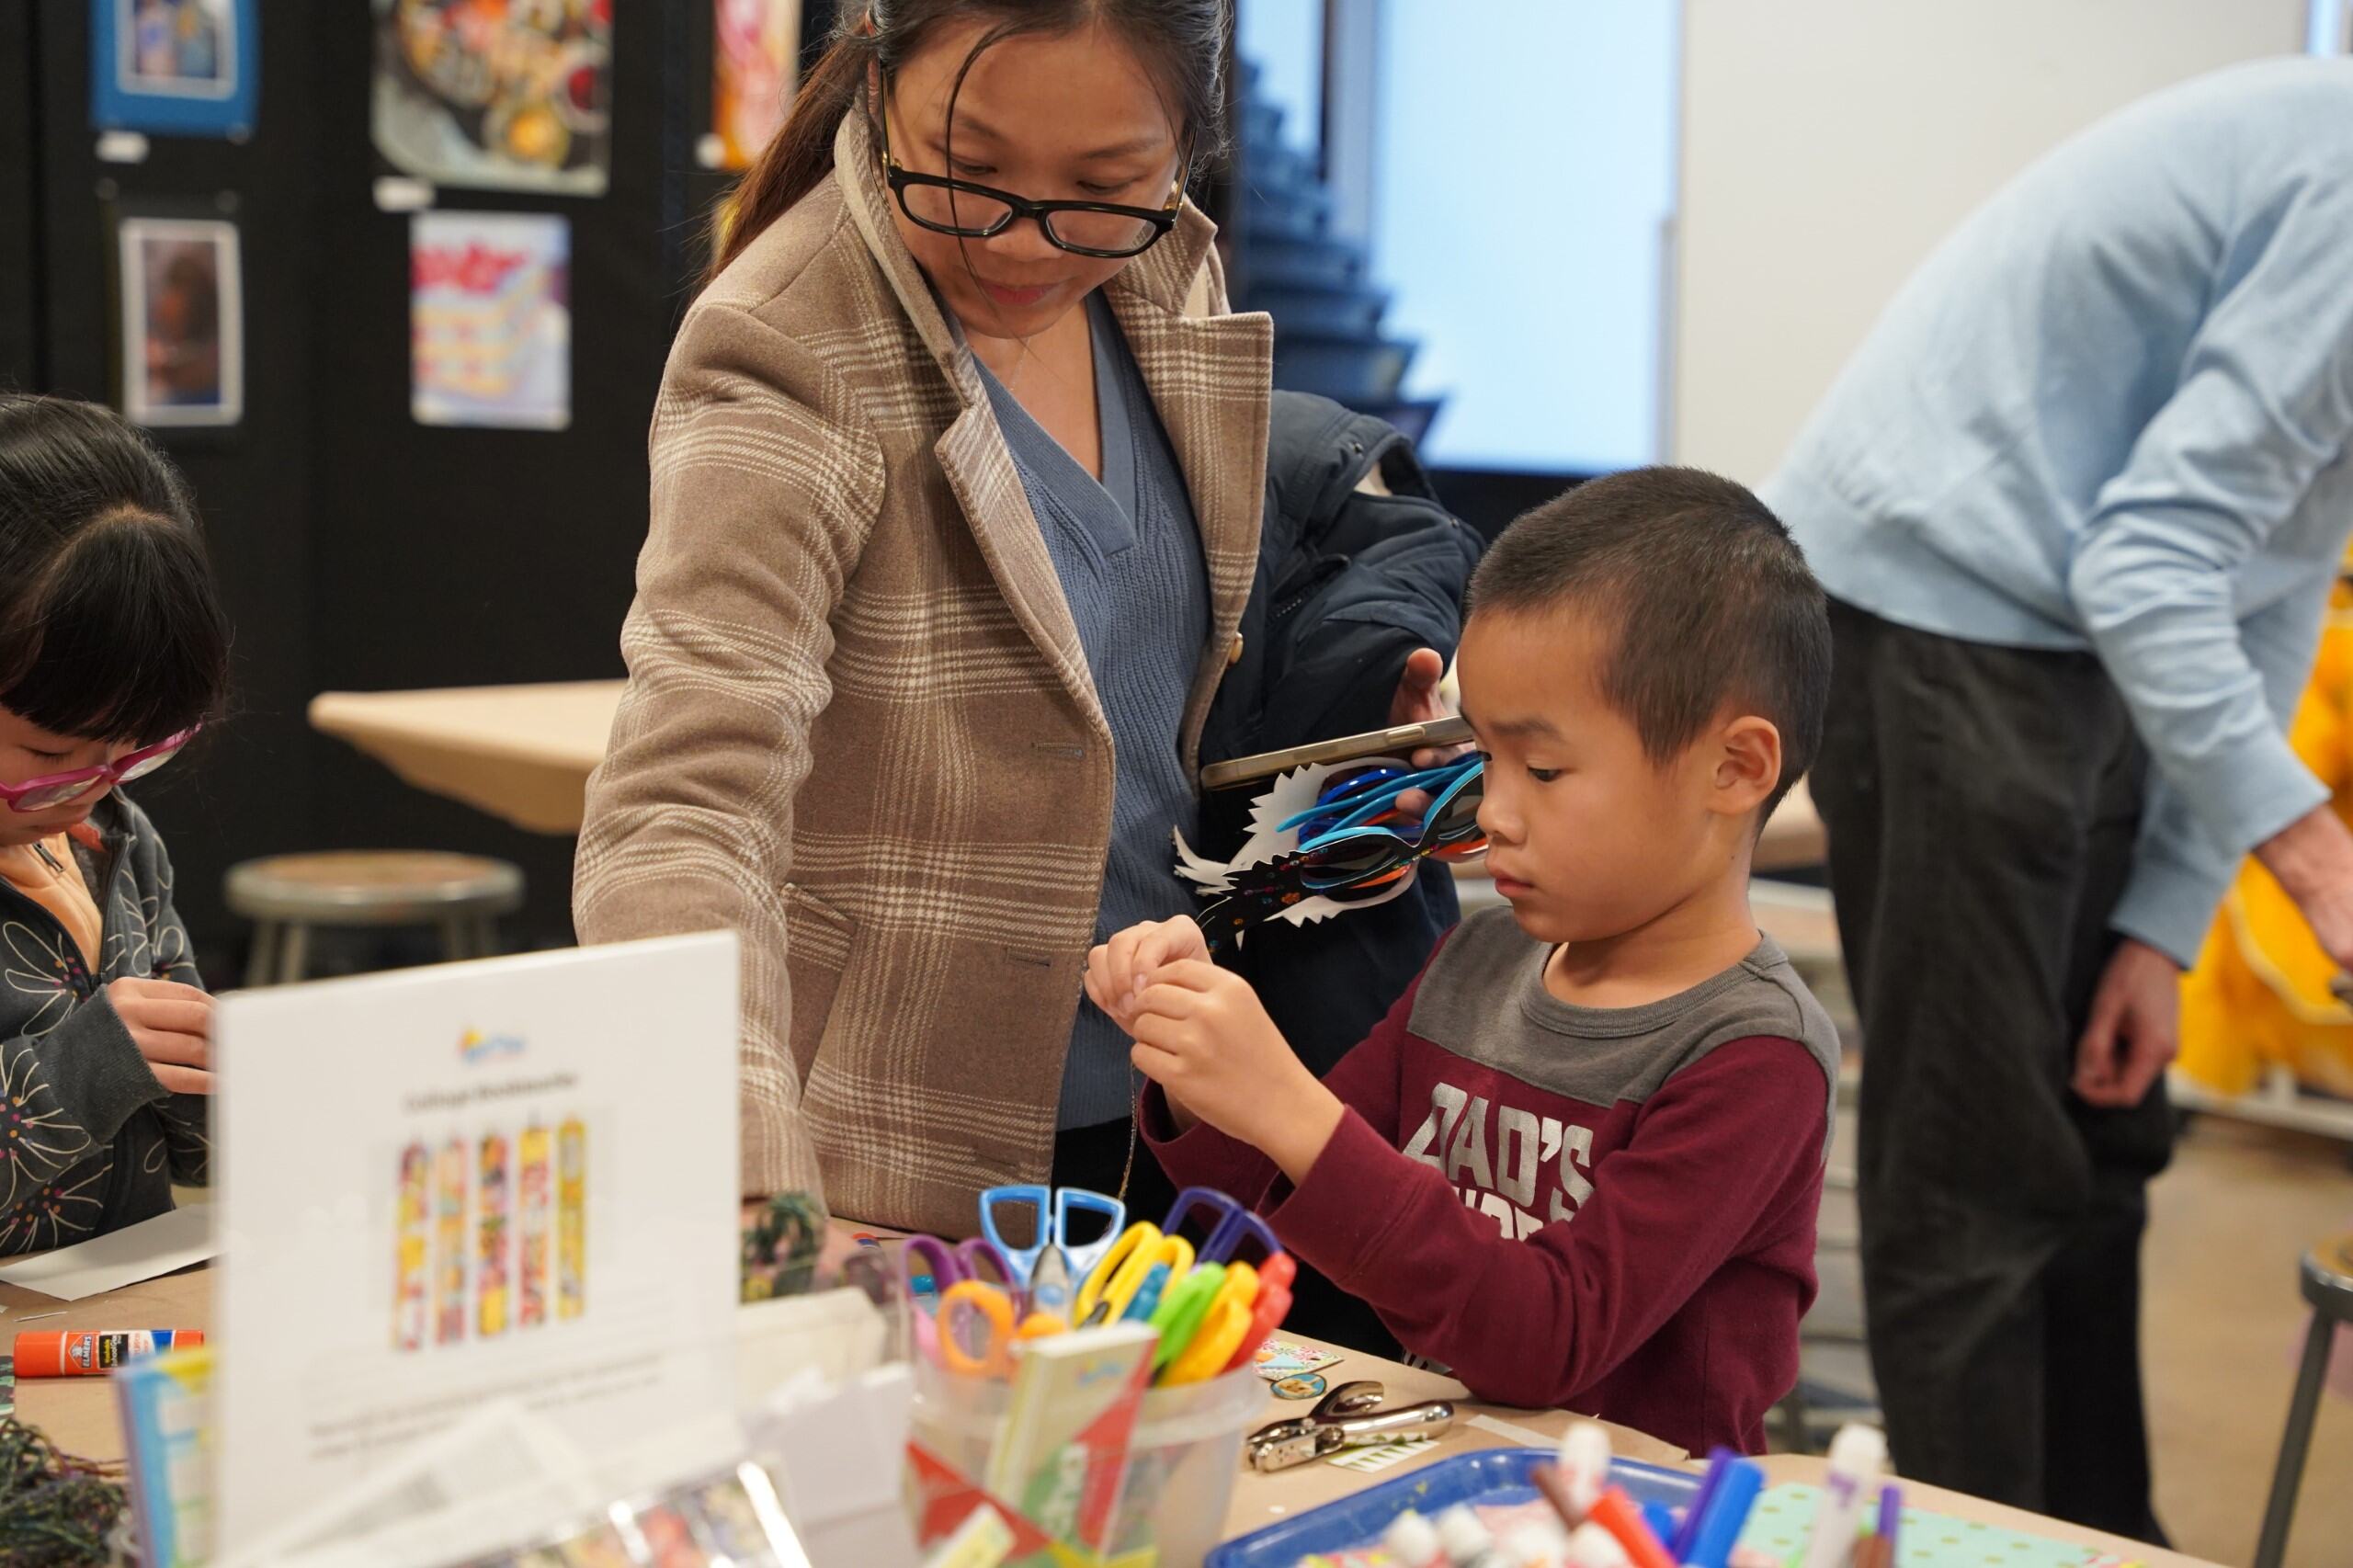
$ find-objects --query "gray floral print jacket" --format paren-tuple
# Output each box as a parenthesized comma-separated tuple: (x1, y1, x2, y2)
(0, 793, 207, 1255)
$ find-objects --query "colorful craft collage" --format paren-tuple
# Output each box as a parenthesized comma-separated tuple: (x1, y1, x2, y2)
(85, 0, 802, 437)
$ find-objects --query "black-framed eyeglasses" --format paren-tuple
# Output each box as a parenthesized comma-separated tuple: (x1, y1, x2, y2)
(878, 98, 1186, 260)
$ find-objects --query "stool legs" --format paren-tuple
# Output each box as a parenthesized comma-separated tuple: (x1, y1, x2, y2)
(2254, 1307, 2336, 1568)
(244, 923, 279, 989)
(240, 912, 506, 983)
(275, 923, 311, 986)
(437, 915, 503, 963)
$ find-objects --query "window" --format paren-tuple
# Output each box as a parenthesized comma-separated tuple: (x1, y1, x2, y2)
(1370, 1, 1678, 473)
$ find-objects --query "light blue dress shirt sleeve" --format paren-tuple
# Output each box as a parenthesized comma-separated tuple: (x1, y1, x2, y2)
(2110, 583, 2335, 966)
(2066, 180, 2353, 959)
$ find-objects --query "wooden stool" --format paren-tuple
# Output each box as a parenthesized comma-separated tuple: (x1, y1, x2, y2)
(2254, 1232, 2353, 1568)
(225, 851, 526, 987)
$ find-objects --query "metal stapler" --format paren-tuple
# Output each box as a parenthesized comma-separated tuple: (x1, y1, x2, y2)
(1244, 1379, 1457, 1472)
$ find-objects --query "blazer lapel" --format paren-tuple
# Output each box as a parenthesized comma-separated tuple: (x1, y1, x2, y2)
(832, 114, 1273, 750)
(833, 114, 1105, 733)
(1105, 227, 1274, 770)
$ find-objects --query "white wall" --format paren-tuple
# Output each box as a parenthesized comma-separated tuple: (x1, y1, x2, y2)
(1672, 0, 2310, 486)
(1374, 0, 1678, 474)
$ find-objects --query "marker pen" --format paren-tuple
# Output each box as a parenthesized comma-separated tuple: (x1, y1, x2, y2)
(1585, 1489, 1676, 1568)
(12, 1329, 203, 1377)
(1681, 1456, 1765, 1568)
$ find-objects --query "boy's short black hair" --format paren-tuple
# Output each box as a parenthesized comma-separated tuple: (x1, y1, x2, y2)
(1465, 465, 1829, 821)
(0, 395, 231, 745)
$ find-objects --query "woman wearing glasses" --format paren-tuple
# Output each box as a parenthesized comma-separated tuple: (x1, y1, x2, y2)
(0, 394, 229, 1252)
(577, 1, 1456, 1238)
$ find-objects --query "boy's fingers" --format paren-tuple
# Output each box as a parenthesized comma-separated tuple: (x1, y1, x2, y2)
(1129, 1040, 1185, 1085)
(1107, 928, 1152, 996)
(1127, 1011, 1192, 1055)
(1131, 982, 1202, 1021)
(1144, 959, 1223, 994)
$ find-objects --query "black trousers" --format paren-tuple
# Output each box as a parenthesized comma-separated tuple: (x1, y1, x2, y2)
(1052, 1118, 1401, 1358)
(1810, 600, 2176, 1540)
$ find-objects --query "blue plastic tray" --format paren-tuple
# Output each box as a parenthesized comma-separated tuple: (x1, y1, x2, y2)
(1208, 1448, 1702, 1566)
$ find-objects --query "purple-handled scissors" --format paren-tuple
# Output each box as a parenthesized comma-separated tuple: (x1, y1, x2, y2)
(1161, 1187, 1282, 1267)
(901, 1233, 1018, 1305)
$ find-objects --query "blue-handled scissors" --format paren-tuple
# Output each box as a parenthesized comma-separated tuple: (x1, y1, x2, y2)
(1161, 1187, 1282, 1267)
(977, 1186, 1126, 1288)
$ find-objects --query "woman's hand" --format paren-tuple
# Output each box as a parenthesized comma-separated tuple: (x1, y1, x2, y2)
(1388, 646, 1471, 812)
(1126, 960, 1343, 1183)
(1086, 916, 1211, 1027)
(108, 977, 212, 1095)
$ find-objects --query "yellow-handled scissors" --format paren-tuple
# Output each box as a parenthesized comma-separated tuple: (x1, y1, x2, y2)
(1074, 1221, 1195, 1325)
(1159, 1260, 1260, 1385)
(937, 1279, 1067, 1378)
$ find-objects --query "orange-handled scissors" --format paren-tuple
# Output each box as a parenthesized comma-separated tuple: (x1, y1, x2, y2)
(937, 1279, 1067, 1378)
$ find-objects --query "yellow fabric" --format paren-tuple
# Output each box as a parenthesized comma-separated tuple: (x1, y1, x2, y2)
(0, 834, 102, 974)
(2180, 585, 2353, 1097)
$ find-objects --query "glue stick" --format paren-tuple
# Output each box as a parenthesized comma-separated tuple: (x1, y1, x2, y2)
(1797, 1425, 1886, 1568)
(13, 1329, 202, 1377)
(1558, 1422, 1612, 1516)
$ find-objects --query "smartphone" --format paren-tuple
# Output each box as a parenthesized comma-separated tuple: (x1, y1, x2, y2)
(1199, 715, 1476, 792)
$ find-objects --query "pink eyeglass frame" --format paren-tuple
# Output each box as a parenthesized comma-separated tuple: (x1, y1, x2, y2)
(0, 725, 202, 813)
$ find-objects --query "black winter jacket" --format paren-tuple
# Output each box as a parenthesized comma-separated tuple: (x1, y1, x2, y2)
(1197, 392, 1485, 1075)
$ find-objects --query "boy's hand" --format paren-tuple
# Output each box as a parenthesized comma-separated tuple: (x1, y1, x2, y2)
(108, 977, 213, 1095)
(1085, 916, 1211, 1025)
(1127, 960, 1344, 1184)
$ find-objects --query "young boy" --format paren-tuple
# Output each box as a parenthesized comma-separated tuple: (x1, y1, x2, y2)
(1086, 467, 1837, 1455)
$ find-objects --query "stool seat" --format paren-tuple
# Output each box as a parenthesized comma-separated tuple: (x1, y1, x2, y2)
(2302, 1232, 2353, 1313)
(225, 852, 526, 988)
(225, 851, 525, 925)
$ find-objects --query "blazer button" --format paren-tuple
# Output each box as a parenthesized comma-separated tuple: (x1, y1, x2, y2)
(1227, 633, 1245, 667)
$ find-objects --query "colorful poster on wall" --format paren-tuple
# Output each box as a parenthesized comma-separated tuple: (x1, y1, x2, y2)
(410, 211, 572, 431)
(91, 0, 259, 140)
(117, 216, 243, 429)
(713, 0, 800, 171)
(372, 0, 613, 196)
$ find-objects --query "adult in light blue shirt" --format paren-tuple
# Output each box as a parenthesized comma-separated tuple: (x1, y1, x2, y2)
(1766, 56, 2353, 1538)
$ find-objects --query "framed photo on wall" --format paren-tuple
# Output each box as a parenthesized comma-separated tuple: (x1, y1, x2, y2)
(410, 211, 572, 431)
(713, 0, 800, 171)
(90, 0, 260, 140)
(116, 215, 244, 429)
(372, 0, 614, 196)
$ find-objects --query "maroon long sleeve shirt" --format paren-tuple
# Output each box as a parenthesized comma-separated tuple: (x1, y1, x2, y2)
(1143, 909, 1838, 1454)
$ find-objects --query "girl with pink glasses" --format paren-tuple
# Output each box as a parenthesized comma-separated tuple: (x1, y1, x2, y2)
(0, 394, 229, 1253)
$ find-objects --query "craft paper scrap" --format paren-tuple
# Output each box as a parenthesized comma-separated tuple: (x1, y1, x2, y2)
(1252, 1336, 1345, 1381)
(0, 1203, 213, 1301)
(1325, 1436, 1438, 1474)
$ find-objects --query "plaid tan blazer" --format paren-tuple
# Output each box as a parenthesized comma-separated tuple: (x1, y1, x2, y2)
(574, 112, 1273, 1235)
